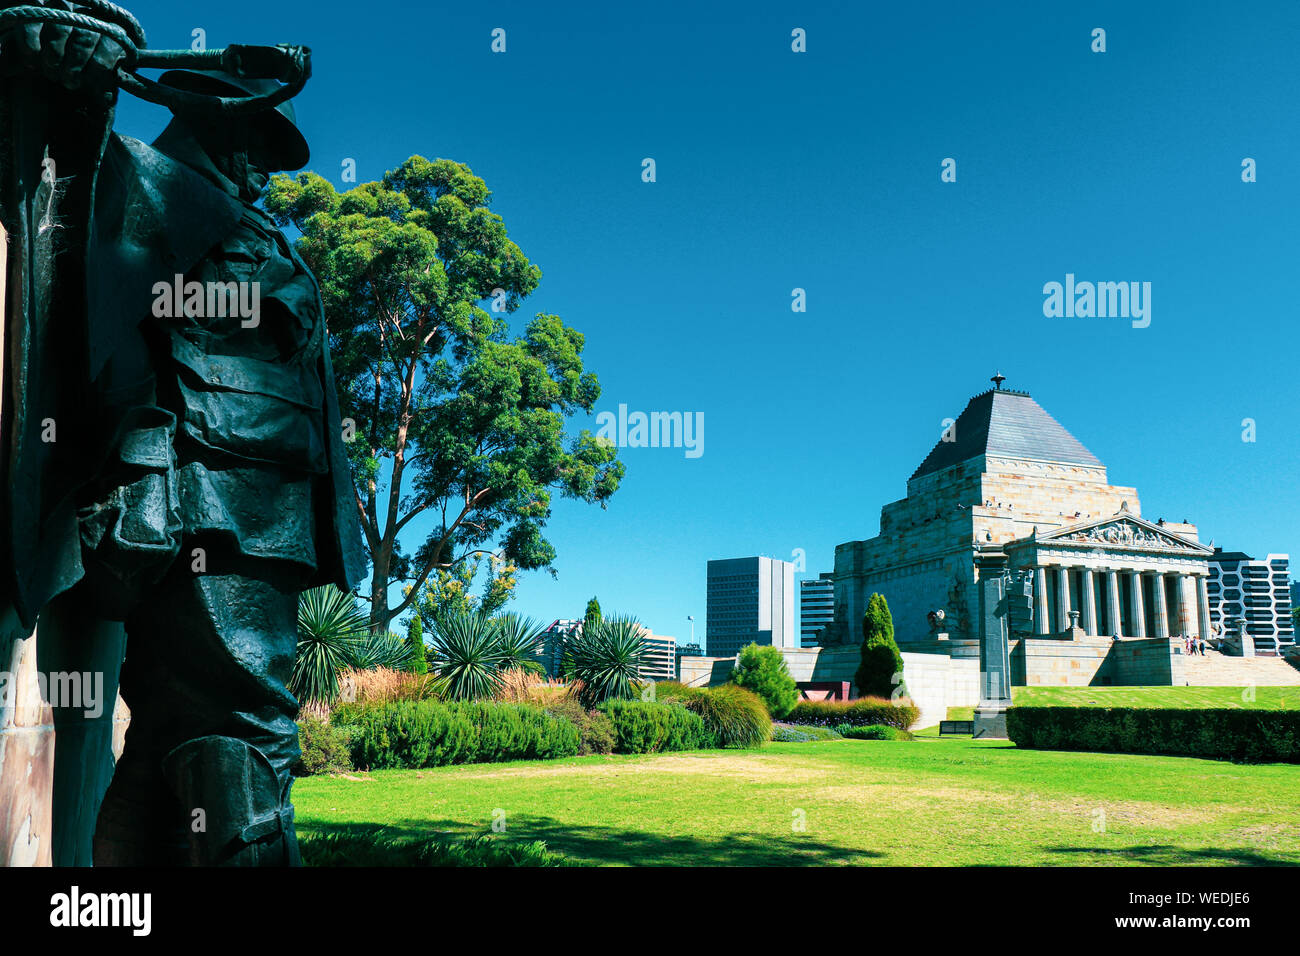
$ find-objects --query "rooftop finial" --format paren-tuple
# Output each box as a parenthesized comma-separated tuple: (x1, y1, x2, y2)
(991, 371, 1006, 390)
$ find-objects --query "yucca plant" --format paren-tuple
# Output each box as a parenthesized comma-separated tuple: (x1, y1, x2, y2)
(427, 609, 506, 700)
(293, 586, 370, 706)
(493, 613, 546, 675)
(350, 629, 414, 671)
(566, 615, 646, 707)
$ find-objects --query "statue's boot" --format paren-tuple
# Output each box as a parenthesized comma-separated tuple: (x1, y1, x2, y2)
(162, 735, 300, 866)
(92, 746, 187, 866)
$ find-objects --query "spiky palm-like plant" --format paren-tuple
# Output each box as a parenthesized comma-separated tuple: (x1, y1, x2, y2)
(293, 586, 370, 705)
(350, 630, 414, 671)
(493, 613, 546, 675)
(427, 610, 506, 700)
(567, 615, 646, 707)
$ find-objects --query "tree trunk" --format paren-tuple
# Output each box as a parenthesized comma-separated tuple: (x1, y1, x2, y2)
(369, 550, 390, 633)
(0, 619, 54, 866)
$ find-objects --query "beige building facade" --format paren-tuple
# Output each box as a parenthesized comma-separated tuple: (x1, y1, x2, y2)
(830, 383, 1213, 647)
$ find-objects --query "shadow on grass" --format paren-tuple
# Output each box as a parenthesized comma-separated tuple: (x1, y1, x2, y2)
(299, 816, 885, 866)
(1045, 844, 1298, 866)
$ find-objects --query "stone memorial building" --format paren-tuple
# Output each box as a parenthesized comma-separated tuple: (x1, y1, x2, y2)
(830, 378, 1215, 649)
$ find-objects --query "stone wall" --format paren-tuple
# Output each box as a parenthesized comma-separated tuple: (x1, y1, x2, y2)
(1110, 637, 1183, 685)
(676, 656, 735, 688)
(1012, 637, 1113, 686)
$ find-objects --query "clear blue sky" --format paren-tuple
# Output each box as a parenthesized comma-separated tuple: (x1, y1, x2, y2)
(118, 1, 1300, 643)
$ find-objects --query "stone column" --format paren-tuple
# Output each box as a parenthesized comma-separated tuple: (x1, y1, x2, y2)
(1197, 575, 1212, 641)
(1129, 570, 1146, 638)
(1175, 573, 1196, 635)
(1105, 569, 1123, 637)
(1151, 572, 1170, 638)
(1056, 566, 1072, 633)
(1033, 566, 1050, 635)
(1081, 567, 1097, 636)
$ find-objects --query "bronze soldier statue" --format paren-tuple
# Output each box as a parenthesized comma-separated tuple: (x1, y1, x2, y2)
(0, 4, 365, 865)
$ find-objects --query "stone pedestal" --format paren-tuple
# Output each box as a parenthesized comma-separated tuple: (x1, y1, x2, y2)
(974, 554, 1014, 740)
(973, 700, 1010, 739)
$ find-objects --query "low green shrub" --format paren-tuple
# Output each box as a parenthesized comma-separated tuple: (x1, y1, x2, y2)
(597, 699, 708, 753)
(294, 716, 354, 775)
(544, 696, 617, 755)
(337, 700, 580, 769)
(688, 684, 771, 748)
(299, 828, 571, 867)
(730, 642, 799, 718)
(651, 681, 770, 748)
(1007, 707, 1300, 763)
(837, 724, 913, 741)
(785, 697, 919, 731)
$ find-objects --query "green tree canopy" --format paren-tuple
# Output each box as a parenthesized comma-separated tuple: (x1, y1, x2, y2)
(266, 157, 624, 630)
(855, 593, 906, 699)
(730, 643, 798, 718)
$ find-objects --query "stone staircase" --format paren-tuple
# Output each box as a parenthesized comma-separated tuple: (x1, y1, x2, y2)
(1181, 648, 1300, 686)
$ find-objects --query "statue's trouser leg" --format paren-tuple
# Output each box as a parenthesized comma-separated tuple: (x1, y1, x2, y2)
(36, 593, 127, 867)
(93, 555, 309, 866)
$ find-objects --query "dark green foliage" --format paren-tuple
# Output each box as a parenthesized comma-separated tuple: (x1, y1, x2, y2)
(293, 717, 355, 775)
(349, 629, 414, 671)
(543, 697, 616, 755)
(784, 698, 920, 731)
(338, 700, 580, 769)
(292, 586, 371, 705)
(836, 724, 913, 741)
(1007, 707, 1300, 763)
(855, 593, 906, 699)
(426, 610, 505, 700)
(651, 681, 771, 748)
(567, 614, 646, 706)
(492, 613, 546, 674)
(691, 684, 771, 748)
(729, 642, 799, 718)
(299, 828, 571, 867)
(406, 615, 427, 675)
(597, 699, 708, 753)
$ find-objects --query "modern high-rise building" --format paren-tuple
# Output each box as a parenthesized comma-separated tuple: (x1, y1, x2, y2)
(1206, 551, 1295, 654)
(705, 556, 796, 658)
(799, 572, 835, 648)
(637, 630, 678, 682)
(540, 619, 581, 678)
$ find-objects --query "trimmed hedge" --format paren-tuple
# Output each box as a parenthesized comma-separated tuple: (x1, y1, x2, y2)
(1006, 706, 1300, 764)
(784, 697, 920, 731)
(597, 699, 709, 753)
(338, 700, 580, 769)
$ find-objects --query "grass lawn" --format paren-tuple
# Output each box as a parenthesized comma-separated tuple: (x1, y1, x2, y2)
(293, 737, 1300, 866)
(1011, 686, 1300, 709)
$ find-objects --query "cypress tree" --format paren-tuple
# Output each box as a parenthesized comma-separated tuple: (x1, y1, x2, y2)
(854, 593, 906, 699)
(407, 615, 428, 675)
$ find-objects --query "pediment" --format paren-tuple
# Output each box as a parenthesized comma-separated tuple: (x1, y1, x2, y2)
(1031, 514, 1212, 555)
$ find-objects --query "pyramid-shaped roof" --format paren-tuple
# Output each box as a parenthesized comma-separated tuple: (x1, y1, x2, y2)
(910, 387, 1102, 481)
